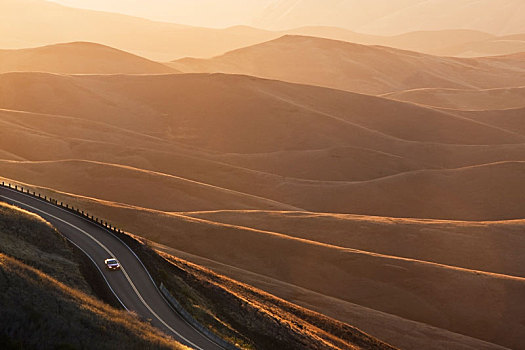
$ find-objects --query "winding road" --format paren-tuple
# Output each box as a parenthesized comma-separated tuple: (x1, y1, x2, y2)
(0, 185, 224, 350)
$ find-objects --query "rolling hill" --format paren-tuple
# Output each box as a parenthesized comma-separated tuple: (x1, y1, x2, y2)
(452, 107, 525, 136)
(5, 0, 525, 62)
(287, 28, 525, 58)
(1, 72, 525, 220)
(4, 159, 525, 220)
(354, 0, 525, 35)
(254, 0, 525, 35)
(384, 86, 525, 111)
(0, 42, 176, 74)
(3, 0, 525, 349)
(37, 0, 525, 37)
(0, 159, 298, 212)
(1, 59, 525, 349)
(437, 33, 525, 57)
(2, 183, 523, 350)
(3, 72, 524, 150)
(5, 0, 525, 63)
(0, 202, 188, 349)
(0, 0, 279, 61)
(1, 199, 386, 350)
(170, 35, 525, 95)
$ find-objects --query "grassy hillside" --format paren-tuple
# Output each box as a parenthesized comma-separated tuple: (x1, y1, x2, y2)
(0, 202, 91, 292)
(0, 42, 177, 74)
(114, 230, 395, 350)
(1, 45, 524, 350)
(384, 86, 525, 111)
(3, 159, 525, 220)
(2, 72, 525, 219)
(5, 183, 522, 350)
(170, 35, 525, 95)
(453, 107, 525, 137)
(0, 202, 187, 350)
(0, 200, 396, 349)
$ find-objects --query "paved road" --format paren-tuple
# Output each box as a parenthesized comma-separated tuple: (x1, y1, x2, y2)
(0, 186, 223, 350)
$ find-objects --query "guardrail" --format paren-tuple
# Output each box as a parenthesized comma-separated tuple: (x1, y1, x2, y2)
(0, 180, 237, 350)
(0, 181, 124, 235)
(160, 283, 239, 350)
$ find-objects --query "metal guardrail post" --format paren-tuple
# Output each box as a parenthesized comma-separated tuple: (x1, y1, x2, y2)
(159, 283, 239, 350)
(0, 184, 236, 348)
(1, 185, 105, 233)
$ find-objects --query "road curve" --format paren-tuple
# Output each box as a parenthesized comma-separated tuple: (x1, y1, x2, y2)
(0, 186, 224, 350)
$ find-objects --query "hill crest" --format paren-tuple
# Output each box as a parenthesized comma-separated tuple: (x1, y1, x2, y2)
(0, 41, 177, 74)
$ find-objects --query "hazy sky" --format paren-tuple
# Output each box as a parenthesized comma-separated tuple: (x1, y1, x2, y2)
(46, 0, 525, 34)
(48, 0, 272, 27)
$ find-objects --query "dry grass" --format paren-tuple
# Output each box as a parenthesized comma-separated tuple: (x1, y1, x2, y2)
(0, 202, 90, 292)
(171, 35, 525, 95)
(115, 231, 396, 350)
(0, 203, 188, 350)
(3, 182, 524, 349)
(0, 199, 394, 349)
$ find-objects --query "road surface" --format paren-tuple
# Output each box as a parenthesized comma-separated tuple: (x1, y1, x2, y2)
(0, 186, 224, 350)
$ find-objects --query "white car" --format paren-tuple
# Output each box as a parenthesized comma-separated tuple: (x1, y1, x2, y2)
(104, 258, 121, 270)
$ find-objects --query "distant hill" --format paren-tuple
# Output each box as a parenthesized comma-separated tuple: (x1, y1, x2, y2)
(2, 68, 525, 349)
(170, 35, 525, 95)
(288, 28, 489, 55)
(384, 86, 525, 111)
(5, 0, 525, 62)
(0, 0, 279, 60)
(4, 0, 525, 61)
(453, 107, 525, 136)
(354, 0, 525, 36)
(254, 0, 525, 35)
(1, 72, 522, 151)
(287, 28, 525, 58)
(1, 72, 525, 219)
(437, 33, 525, 57)
(32, 0, 525, 37)
(0, 42, 176, 74)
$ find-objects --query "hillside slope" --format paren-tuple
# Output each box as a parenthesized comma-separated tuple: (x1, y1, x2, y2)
(437, 33, 525, 57)
(1, 72, 522, 148)
(0, 159, 298, 212)
(1, 73, 525, 219)
(384, 86, 525, 111)
(3, 160, 525, 220)
(2, 185, 522, 350)
(454, 107, 525, 136)
(0, 202, 187, 349)
(4, 0, 525, 61)
(354, 0, 525, 35)
(0, 0, 279, 61)
(253, 0, 525, 35)
(1, 69, 524, 349)
(171, 35, 525, 95)
(0, 199, 396, 350)
(0, 42, 177, 74)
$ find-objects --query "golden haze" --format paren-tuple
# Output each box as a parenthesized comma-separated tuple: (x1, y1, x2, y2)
(1, 1, 525, 350)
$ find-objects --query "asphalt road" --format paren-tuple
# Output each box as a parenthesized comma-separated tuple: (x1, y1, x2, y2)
(0, 186, 224, 350)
